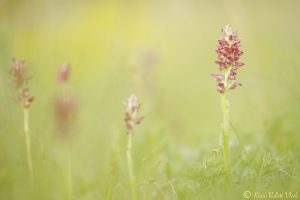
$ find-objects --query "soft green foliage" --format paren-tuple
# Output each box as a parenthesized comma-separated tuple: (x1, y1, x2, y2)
(182, 148, 299, 199)
(184, 155, 226, 192)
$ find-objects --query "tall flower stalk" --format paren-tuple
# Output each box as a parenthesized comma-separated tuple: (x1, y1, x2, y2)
(211, 25, 244, 185)
(10, 58, 35, 185)
(54, 64, 76, 200)
(124, 95, 144, 200)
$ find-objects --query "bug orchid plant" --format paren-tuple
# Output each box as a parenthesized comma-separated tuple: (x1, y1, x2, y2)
(211, 25, 244, 185)
(124, 94, 144, 200)
(10, 58, 35, 185)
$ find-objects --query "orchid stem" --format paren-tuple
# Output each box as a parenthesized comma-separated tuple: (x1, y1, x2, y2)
(23, 108, 34, 187)
(221, 91, 232, 188)
(127, 133, 137, 200)
(67, 140, 73, 200)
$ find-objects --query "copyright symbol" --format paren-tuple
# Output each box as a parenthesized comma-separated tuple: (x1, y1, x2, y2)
(243, 190, 251, 198)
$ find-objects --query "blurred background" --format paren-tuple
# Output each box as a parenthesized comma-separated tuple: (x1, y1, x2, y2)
(0, 0, 300, 199)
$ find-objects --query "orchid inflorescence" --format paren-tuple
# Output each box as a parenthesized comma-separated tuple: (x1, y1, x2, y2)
(211, 25, 244, 93)
(124, 94, 144, 133)
(10, 58, 34, 108)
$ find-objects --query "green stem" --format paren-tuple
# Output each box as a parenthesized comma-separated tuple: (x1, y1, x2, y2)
(105, 180, 113, 200)
(23, 108, 34, 186)
(105, 163, 115, 200)
(127, 133, 137, 200)
(221, 90, 232, 187)
(67, 140, 73, 200)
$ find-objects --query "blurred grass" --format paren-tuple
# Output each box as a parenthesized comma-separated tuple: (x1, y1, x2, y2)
(0, 0, 300, 199)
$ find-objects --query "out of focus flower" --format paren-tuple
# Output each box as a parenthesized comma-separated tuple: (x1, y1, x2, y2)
(124, 94, 144, 133)
(54, 64, 76, 136)
(57, 63, 71, 83)
(21, 88, 34, 108)
(54, 91, 76, 135)
(211, 25, 244, 93)
(130, 49, 158, 96)
(139, 50, 158, 95)
(10, 58, 34, 108)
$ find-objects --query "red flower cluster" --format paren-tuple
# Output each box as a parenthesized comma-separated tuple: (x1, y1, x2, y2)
(212, 25, 244, 93)
(10, 58, 34, 108)
(124, 95, 144, 133)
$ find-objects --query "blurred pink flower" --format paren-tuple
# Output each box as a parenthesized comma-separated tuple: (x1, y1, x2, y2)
(54, 91, 76, 135)
(54, 64, 76, 136)
(124, 95, 144, 133)
(57, 63, 71, 83)
(10, 58, 34, 108)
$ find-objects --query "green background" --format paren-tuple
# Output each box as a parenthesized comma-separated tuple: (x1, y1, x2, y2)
(0, 0, 299, 199)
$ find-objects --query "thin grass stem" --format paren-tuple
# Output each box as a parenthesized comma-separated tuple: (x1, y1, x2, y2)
(67, 140, 73, 200)
(127, 133, 137, 200)
(221, 92, 232, 188)
(23, 108, 34, 186)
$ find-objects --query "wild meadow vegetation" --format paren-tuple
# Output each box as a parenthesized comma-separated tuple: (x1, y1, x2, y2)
(0, 1, 300, 200)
